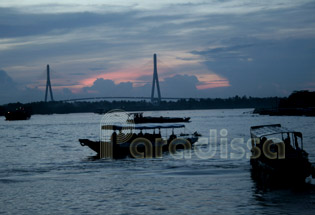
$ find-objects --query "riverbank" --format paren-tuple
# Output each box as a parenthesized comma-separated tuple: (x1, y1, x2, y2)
(0, 96, 278, 116)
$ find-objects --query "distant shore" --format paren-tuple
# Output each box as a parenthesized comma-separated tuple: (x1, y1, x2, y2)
(253, 91, 315, 117)
(0, 96, 278, 116)
(253, 107, 315, 116)
(2, 91, 314, 117)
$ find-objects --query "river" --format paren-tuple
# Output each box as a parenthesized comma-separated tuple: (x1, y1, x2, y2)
(1, 109, 315, 214)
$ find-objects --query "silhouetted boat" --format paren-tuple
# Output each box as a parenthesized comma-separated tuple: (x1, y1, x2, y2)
(129, 112, 190, 124)
(253, 107, 315, 116)
(79, 124, 199, 159)
(250, 124, 314, 186)
(5, 107, 31, 121)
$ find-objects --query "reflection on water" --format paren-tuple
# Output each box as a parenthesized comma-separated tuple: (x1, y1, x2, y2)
(0, 109, 315, 214)
(251, 181, 315, 214)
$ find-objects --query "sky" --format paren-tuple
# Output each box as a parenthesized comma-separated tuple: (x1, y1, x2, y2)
(0, 0, 315, 104)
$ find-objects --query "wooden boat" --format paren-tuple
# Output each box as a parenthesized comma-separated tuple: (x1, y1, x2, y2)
(5, 107, 31, 121)
(250, 124, 314, 185)
(128, 112, 190, 124)
(79, 124, 199, 159)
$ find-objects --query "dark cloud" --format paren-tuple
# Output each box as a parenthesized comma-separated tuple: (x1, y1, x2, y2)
(0, 7, 137, 38)
(0, 69, 16, 91)
(0, 70, 75, 104)
(0, 71, 212, 104)
(70, 72, 85, 75)
(0, 70, 42, 103)
(0, 70, 19, 103)
(160, 75, 200, 97)
(82, 78, 134, 97)
(191, 44, 254, 60)
(81, 76, 202, 98)
(192, 38, 315, 96)
(89, 67, 107, 72)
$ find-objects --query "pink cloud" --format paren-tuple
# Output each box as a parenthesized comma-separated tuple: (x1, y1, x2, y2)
(196, 74, 230, 89)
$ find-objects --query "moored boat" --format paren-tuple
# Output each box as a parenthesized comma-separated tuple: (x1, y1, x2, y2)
(5, 107, 31, 121)
(250, 124, 314, 186)
(129, 112, 190, 124)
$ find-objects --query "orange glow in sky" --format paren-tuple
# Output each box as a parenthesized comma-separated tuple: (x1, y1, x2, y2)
(30, 69, 230, 95)
(80, 69, 149, 86)
(79, 70, 230, 91)
(196, 74, 230, 89)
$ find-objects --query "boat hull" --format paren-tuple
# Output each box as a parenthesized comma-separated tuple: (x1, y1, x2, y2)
(5, 111, 31, 121)
(250, 156, 313, 186)
(133, 117, 190, 124)
(79, 137, 198, 159)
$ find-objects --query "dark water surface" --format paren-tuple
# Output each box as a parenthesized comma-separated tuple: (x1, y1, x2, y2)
(1, 109, 315, 214)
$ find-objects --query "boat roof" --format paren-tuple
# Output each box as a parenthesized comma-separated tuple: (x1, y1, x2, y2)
(128, 112, 143, 115)
(101, 124, 185, 130)
(250, 124, 301, 138)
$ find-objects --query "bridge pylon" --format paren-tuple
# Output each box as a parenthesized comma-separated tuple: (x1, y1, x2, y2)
(44, 64, 54, 102)
(151, 53, 161, 104)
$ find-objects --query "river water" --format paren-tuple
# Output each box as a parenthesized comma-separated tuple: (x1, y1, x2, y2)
(1, 109, 315, 214)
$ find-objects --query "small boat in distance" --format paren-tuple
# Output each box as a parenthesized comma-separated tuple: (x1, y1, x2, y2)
(5, 107, 31, 121)
(250, 124, 314, 186)
(129, 112, 190, 124)
(79, 124, 199, 159)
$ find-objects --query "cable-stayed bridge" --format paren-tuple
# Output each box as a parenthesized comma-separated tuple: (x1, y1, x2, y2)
(61, 96, 191, 102)
(44, 54, 192, 103)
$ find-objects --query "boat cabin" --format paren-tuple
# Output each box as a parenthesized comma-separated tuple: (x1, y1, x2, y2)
(99, 124, 196, 158)
(250, 124, 304, 159)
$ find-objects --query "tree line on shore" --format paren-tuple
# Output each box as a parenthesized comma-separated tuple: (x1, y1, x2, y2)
(253, 91, 315, 116)
(1, 91, 314, 116)
(0, 95, 280, 116)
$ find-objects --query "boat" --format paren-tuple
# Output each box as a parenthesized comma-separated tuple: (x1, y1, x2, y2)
(250, 124, 314, 186)
(79, 124, 199, 159)
(253, 107, 315, 116)
(128, 112, 190, 124)
(5, 107, 31, 121)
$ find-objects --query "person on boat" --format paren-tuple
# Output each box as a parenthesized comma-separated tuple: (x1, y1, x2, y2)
(117, 130, 126, 143)
(168, 129, 177, 144)
(293, 134, 301, 150)
(284, 135, 290, 145)
(260, 137, 267, 146)
(155, 130, 162, 139)
(284, 133, 294, 153)
(137, 130, 144, 138)
(259, 137, 267, 160)
(111, 131, 117, 144)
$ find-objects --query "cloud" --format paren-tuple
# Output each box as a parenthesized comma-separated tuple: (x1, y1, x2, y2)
(0, 70, 19, 103)
(0, 70, 42, 103)
(82, 78, 134, 97)
(0, 72, 226, 104)
(191, 44, 254, 61)
(0, 7, 136, 38)
(0, 69, 16, 90)
(192, 38, 315, 96)
(0, 70, 77, 104)
(0, 0, 315, 102)
(160, 75, 199, 97)
(80, 75, 204, 98)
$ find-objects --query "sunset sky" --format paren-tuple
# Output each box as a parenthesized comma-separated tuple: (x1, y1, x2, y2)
(0, 0, 315, 104)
